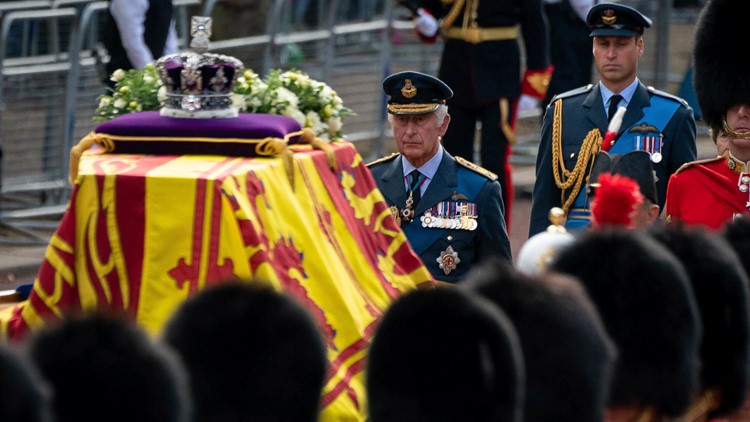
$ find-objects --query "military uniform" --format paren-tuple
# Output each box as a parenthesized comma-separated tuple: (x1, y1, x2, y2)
(368, 151, 511, 283)
(415, 0, 553, 225)
(417, 0, 550, 107)
(373, 70, 512, 283)
(528, 3, 697, 236)
(664, 155, 750, 230)
(530, 83, 696, 235)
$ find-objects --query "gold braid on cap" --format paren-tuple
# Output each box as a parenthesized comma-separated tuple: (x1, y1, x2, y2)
(722, 116, 750, 139)
(550, 99, 603, 213)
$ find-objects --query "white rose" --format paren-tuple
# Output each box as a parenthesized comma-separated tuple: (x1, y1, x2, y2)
(247, 97, 262, 110)
(320, 85, 334, 99)
(306, 111, 323, 134)
(110, 69, 126, 82)
(157, 86, 168, 102)
(326, 116, 343, 133)
(276, 87, 299, 108)
(295, 72, 310, 86)
(98, 97, 111, 108)
(143, 73, 154, 83)
(231, 93, 247, 110)
(113, 98, 127, 109)
(282, 108, 306, 127)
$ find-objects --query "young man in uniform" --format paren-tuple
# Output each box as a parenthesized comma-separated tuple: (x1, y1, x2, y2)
(367, 71, 511, 283)
(529, 2, 697, 236)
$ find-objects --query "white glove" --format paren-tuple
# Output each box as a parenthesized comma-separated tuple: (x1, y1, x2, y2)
(517, 94, 540, 116)
(414, 8, 439, 38)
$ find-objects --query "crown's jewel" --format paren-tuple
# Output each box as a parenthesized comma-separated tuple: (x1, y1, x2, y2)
(156, 16, 243, 118)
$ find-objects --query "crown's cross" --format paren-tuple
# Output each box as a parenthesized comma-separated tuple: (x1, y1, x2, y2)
(190, 16, 212, 54)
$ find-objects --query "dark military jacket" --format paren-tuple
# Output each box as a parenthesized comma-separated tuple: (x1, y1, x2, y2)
(529, 82, 697, 236)
(368, 149, 512, 283)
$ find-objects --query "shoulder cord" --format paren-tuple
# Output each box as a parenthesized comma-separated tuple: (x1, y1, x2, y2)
(550, 98, 603, 212)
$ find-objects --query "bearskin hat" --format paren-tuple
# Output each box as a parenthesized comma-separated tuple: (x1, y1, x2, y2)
(366, 287, 524, 422)
(649, 224, 750, 418)
(162, 281, 327, 422)
(693, 0, 750, 129)
(549, 229, 702, 417)
(465, 257, 617, 422)
(28, 313, 190, 422)
(0, 342, 51, 422)
(723, 217, 750, 278)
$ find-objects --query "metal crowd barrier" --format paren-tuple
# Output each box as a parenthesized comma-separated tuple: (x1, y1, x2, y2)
(0, 6, 78, 244)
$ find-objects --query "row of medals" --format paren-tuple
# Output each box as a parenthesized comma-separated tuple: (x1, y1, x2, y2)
(635, 135, 662, 163)
(420, 211, 478, 231)
(394, 199, 478, 230)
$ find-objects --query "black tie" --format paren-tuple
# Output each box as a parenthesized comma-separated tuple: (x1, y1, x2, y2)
(408, 170, 422, 210)
(608, 94, 623, 122)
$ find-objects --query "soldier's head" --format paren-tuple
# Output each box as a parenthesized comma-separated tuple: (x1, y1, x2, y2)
(694, 0, 750, 157)
(722, 217, 750, 279)
(28, 313, 191, 422)
(549, 228, 702, 420)
(366, 287, 524, 422)
(162, 281, 328, 422)
(383, 71, 453, 167)
(0, 342, 52, 422)
(465, 257, 617, 422)
(649, 224, 750, 419)
(588, 151, 660, 229)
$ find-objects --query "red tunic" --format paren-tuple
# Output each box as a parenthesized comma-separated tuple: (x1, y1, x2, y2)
(664, 155, 750, 230)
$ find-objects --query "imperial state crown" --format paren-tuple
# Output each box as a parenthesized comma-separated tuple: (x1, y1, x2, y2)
(155, 16, 243, 118)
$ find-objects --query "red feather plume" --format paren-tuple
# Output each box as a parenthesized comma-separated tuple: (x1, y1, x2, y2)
(590, 173, 643, 229)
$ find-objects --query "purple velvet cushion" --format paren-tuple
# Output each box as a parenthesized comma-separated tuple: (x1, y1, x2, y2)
(93, 112, 303, 156)
(97, 111, 302, 140)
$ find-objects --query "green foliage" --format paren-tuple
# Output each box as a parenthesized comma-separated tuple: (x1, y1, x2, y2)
(94, 65, 163, 122)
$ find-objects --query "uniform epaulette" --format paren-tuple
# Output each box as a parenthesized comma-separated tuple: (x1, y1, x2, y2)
(366, 152, 399, 167)
(647, 86, 689, 107)
(550, 84, 593, 102)
(455, 156, 498, 181)
(674, 155, 723, 174)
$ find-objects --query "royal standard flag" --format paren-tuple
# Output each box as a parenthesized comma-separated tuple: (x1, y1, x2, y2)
(1, 142, 434, 420)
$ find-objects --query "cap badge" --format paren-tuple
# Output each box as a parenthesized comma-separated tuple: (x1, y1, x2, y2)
(602, 9, 617, 25)
(401, 79, 417, 98)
